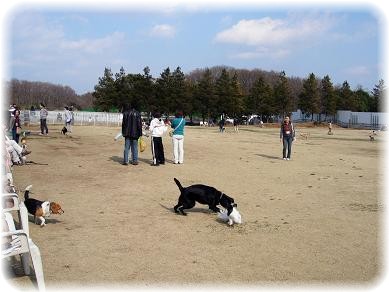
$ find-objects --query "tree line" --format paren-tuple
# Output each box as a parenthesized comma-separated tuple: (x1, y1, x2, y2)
(93, 66, 385, 122)
(7, 66, 385, 122)
(6, 79, 94, 110)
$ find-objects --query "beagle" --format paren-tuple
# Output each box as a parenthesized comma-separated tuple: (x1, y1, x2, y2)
(23, 185, 64, 227)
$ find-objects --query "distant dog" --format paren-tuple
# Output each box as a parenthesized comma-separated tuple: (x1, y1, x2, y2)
(61, 126, 68, 135)
(24, 185, 64, 227)
(173, 178, 237, 216)
(299, 132, 310, 140)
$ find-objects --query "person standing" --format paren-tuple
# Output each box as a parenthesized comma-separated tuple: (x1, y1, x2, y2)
(64, 106, 72, 132)
(69, 106, 75, 133)
(328, 121, 333, 135)
(39, 103, 49, 135)
(121, 103, 142, 165)
(171, 111, 186, 164)
(149, 112, 166, 166)
(280, 116, 295, 160)
(219, 118, 225, 133)
(9, 109, 21, 143)
(233, 117, 239, 132)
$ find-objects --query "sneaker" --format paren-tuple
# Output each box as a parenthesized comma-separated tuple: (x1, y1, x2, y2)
(283, 158, 287, 160)
(150, 163, 160, 166)
(122, 162, 129, 166)
(39, 133, 44, 136)
(131, 161, 139, 165)
(286, 158, 290, 161)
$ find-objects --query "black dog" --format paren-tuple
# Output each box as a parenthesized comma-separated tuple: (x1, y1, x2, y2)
(61, 126, 68, 135)
(173, 178, 237, 216)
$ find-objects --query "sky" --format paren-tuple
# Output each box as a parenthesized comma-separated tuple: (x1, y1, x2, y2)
(1, 0, 387, 94)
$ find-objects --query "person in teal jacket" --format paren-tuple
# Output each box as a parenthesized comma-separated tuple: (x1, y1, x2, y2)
(171, 111, 186, 164)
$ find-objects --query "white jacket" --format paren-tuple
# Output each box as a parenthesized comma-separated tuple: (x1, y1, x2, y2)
(149, 118, 167, 137)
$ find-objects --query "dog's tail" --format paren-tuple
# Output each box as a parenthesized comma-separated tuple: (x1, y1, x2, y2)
(174, 178, 184, 192)
(24, 184, 33, 200)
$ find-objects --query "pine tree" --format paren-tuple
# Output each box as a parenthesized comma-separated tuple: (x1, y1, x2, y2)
(371, 79, 386, 112)
(155, 67, 172, 114)
(170, 67, 187, 113)
(299, 73, 320, 121)
(215, 69, 232, 117)
(195, 68, 215, 122)
(246, 76, 273, 119)
(273, 71, 292, 117)
(230, 73, 244, 117)
(353, 86, 370, 112)
(321, 75, 337, 119)
(337, 81, 355, 110)
(93, 67, 117, 111)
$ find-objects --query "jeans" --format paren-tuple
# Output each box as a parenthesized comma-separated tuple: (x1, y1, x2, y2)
(40, 119, 48, 134)
(282, 136, 293, 159)
(12, 128, 19, 144)
(172, 135, 184, 163)
(124, 137, 138, 164)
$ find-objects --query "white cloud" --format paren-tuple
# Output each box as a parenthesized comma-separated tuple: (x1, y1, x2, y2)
(215, 15, 333, 47)
(149, 24, 176, 38)
(344, 66, 371, 76)
(232, 48, 290, 60)
(214, 13, 338, 59)
(60, 32, 126, 54)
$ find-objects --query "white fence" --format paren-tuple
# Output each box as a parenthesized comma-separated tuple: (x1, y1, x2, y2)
(21, 109, 389, 129)
(336, 110, 388, 129)
(21, 110, 123, 127)
(290, 109, 388, 129)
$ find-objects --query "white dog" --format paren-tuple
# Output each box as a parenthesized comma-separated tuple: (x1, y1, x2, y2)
(218, 207, 242, 226)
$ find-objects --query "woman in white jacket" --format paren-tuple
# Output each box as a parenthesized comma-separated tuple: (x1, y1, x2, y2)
(149, 112, 167, 166)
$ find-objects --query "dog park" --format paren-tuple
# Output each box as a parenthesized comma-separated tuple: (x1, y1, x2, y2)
(4, 123, 384, 290)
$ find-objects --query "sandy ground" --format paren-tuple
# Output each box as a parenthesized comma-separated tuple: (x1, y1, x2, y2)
(2, 124, 385, 290)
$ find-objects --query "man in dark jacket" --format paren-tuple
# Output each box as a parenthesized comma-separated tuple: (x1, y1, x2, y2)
(122, 103, 142, 165)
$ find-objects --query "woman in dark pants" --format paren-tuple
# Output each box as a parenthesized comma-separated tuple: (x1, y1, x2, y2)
(9, 109, 21, 143)
(280, 116, 295, 160)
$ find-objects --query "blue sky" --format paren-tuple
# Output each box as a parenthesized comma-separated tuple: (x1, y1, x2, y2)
(3, 1, 386, 94)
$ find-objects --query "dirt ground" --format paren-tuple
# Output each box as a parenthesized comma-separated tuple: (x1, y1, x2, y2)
(2, 124, 385, 290)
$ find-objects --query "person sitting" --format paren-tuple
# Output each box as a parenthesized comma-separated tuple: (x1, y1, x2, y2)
(4, 135, 31, 165)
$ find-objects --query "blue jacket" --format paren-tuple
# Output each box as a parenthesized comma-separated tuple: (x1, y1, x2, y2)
(171, 118, 185, 135)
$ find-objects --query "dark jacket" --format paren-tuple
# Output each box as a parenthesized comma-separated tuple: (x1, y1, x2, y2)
(122, 109, 142, 139)
(280, 121, 295, 139)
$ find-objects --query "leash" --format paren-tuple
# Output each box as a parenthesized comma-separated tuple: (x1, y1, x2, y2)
(25, 160, 49, 165)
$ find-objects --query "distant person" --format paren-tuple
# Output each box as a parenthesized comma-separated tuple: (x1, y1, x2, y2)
(233, 117, 239, 132)
(69, 106, 75, 132)
(39, 103, 49, 135)
(328, 121, 333, 135)
(219, 118, 225, 133)
(149, 112, 166, 166)
(280, 116, 295, 161)
(64, 106, 72, 132)
(9, 109, 21, 143)
(171, 111, 186, 164)
(121, 103, 142, 165)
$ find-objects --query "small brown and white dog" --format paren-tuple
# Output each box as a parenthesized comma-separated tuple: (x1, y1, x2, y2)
(300, 132, 310, 140)
(23, 185, 64, 227)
